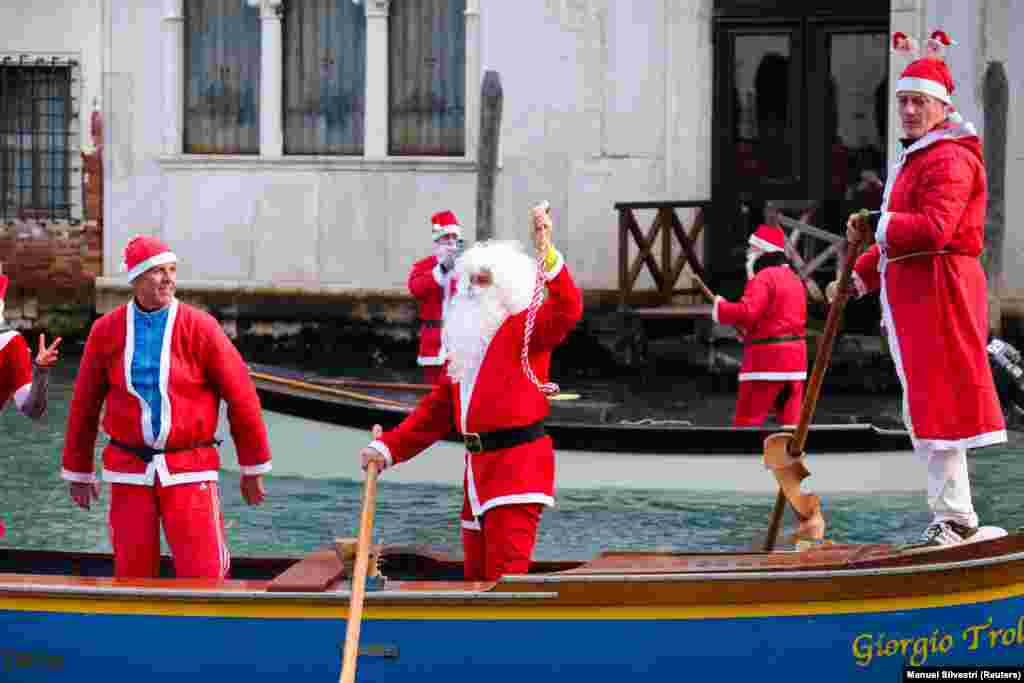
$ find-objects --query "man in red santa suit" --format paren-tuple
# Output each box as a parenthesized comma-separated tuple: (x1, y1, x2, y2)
(62, 235, 272, 578)
(0, 274, 62, 537)
(712, 224, 807, 428)
(408, 210, 463, 384)
(840, 32, 1006, 547)
(361, 204, 582, 580)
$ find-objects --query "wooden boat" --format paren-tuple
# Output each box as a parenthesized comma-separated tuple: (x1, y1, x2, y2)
(4, 535, 1024, 680)
(248, 363, 913, 454)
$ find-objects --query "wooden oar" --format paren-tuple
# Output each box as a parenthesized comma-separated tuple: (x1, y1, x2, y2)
(249, 370, 413, 409)
(761, 224, 867, 551)
(339, 456, 380, 683)
(690, 272, 716, 303)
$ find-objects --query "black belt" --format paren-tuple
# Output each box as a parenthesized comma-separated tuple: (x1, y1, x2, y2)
(422, 319, 443, 329)
(109, 438, 222, 464)
(745, 335, 804, 346)
(462, 421, 546, 454)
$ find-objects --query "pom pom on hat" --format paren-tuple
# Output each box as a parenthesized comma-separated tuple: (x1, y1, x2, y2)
(123, 234, 177, 281)
(0, 274, 8, 300)
(431, 211, 461, 242)
(749, 224, 786, 254)
(892, 32, 917, 55)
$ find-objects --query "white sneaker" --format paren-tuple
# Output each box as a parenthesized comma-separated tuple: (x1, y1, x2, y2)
(918, 521, 977, 547)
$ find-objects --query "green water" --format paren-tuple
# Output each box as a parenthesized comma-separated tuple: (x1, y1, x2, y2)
(3, 357, 1023, 561)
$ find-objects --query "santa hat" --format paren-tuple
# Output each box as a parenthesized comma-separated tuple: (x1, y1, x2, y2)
(0, 274, 8, 300)
(431, 210, 461, 242)
(894, 30, 956, 104)
(748, 224, 786, 254)
(122, 234, 177, 281)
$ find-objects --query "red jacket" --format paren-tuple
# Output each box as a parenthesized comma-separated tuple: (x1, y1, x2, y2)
(0, 331, 32, 411)
(374, 256, 582, 527)
(62, 300, 272, 486)
(854, 122, 1005, 449)
(714, 265, 807, 381)
(408, 255, 456, 366)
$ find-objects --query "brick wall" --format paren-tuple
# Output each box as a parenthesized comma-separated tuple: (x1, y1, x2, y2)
(0, 126, 103, 340)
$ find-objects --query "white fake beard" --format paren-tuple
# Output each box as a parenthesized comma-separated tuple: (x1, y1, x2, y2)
(444, 285, 509, 384)
(746, 253, 758, 280)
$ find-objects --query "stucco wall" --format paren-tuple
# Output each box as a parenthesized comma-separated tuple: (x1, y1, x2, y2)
(97, 0, 713, 303)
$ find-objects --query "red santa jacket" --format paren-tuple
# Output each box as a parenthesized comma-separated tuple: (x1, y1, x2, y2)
(853, 122, 1005, 449)
(713, 264, 807, 381)
(62, 300, 272, 486)
(408, 255, 457, 366)
(374, 254, 582, 527)
(0, 331, 33, 412)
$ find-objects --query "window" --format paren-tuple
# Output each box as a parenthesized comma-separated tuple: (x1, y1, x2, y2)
(283, 0, 366, 155)
(184, 0, 261, 154)
(388, 0, 466, 156)
(0, 57, 75, 223)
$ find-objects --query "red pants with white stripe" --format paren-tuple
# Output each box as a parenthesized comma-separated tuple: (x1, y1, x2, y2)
(109, 480, 229, 579)
(733, 380, 804, 428)
(461, 503, 543, 581)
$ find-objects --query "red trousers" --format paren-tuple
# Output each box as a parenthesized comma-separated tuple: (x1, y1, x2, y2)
(734, 380, 803, 427)
(461, 504, 543, 581)
(109, 480, 229, 579)
(422, 366, 444, 385)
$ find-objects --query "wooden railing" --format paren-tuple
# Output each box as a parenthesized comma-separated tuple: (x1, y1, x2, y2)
(616, 200, 712, 316)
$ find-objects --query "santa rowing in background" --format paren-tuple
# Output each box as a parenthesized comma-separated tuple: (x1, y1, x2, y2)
(360, 203, 583, 580)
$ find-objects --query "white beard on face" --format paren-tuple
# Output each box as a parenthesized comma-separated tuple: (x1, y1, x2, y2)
(746, 250, 760, 280)
(444, 284, 509, 384)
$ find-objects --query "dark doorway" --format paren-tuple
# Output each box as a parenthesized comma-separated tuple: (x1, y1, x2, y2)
(711, 1, 889, 322)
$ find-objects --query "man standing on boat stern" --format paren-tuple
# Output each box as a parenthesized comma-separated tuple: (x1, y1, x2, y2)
(361, 204, 583, 580)
(409, 210, 463, 384)
(712, 224, 807, 428)
(61, 235, 272, 578)
(838, 31, 1006, 547)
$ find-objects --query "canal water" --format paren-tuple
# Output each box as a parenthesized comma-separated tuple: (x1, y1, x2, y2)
(3, 356, 1024, 562)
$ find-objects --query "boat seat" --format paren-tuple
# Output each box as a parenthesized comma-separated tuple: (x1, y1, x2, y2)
(267, 547, 345, 592)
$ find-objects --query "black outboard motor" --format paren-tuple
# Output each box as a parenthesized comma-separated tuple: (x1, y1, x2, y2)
(988, 337, 1024, 425)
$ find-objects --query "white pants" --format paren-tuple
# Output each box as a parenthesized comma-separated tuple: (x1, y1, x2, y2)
(915, 444, 978, 528)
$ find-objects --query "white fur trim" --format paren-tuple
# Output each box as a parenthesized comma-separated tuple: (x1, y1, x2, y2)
(13, 383, 30, 412)
(477, 493, 555, 517)
(417, 354, 446, 366)
(461, 518, 481, 531)
(126, 250, 177, 281)
(240, 462, 272, 476)
(368, 440, 394, 468)
(749, 236, 784, 253)
(875, 212, 891, 250)
(914, 430, 1007, 452)
(61, 468, 99, 484)
(896, 77, 951, 104)
(0, 330, 16, 353)
(432, 263, 446, 287)
(738, 371, 807, 381)
(712, 296, 722, 324)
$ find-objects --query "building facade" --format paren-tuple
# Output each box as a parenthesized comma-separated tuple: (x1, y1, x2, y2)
(0, 0, 1021, 348)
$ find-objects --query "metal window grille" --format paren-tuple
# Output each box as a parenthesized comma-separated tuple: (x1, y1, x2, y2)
(0, 56, 78, 224)
(183, 0, 261, 155)
(389, 0, 466, 156)
(284, 0, 366, 155)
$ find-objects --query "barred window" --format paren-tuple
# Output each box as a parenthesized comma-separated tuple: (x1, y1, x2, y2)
(284, 0, 366, 155)
(389, 0, 466, 156)
(0, 58, 75, 223)
(184, 0, 261, 154)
